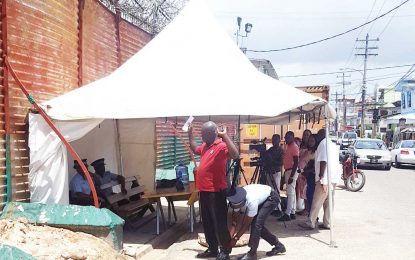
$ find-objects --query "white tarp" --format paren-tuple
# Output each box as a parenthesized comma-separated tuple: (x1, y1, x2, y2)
(28, 0, 335, 204)
(28, 115, 102, 204)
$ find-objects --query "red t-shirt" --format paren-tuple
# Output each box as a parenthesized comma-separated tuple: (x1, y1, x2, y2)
(195, 139, 229, 192)
(283, 143, 300, 170)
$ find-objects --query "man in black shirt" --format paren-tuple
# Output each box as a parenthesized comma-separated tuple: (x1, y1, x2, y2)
(265, 134, 284, 191)
(265, 134, 284, 217)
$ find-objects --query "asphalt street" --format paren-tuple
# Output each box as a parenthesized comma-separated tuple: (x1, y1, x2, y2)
(142, 165, 415, 260)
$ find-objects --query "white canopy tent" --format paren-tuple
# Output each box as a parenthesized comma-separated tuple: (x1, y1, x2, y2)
(28, 0, 335, 207)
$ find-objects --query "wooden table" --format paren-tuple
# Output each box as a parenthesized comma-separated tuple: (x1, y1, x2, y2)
(142, 182, 198, 235)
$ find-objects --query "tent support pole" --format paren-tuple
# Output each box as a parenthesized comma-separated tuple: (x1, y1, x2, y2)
(4, 57, 99, 208)
(325, 105, 336, 247)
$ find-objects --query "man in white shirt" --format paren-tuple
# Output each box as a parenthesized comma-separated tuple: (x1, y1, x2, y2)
(227, 184, 286, 260)
(299, 129, 341, 230)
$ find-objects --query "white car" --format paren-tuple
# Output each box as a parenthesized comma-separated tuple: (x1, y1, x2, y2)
(391, 140, 415, 167)
(348, 139, 392, 170)
(339, 132, 358, 150)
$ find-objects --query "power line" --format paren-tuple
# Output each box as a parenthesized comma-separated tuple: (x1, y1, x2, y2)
(343, 0, 378, 69)
(246, 0, 410, 53)
(368, 0, 387, 33)
(383, 65, 415, 94)
(377, 0, 404, 37)
(279, 63, 414, 78)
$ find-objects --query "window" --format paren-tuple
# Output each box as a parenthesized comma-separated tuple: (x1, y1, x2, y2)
(408, 91, 412, 108)
(355, 140, 387, 150)
(402, 92, 406, 109)
(401, 140, 415, 148)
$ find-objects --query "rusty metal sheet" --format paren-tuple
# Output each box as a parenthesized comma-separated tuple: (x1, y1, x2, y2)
(119, 20, 152, 64)
(82, 0, 118, 85)
(6, 0, 80, 202)
(0, 0, 6, 210)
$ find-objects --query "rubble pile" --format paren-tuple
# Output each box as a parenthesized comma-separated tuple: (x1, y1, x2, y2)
(0, 218, 132, 260)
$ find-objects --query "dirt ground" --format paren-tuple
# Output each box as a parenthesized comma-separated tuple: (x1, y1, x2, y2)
(0, 218, 132, 260)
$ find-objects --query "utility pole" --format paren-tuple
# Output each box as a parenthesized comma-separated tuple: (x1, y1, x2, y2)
(335, 91, 338, 133)
(356, 34, 379, 138)
(372, 85, 379, 138)
(337, 72, 351, 131)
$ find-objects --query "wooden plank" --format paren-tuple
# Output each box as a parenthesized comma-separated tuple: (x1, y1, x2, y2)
(107, 186, 145, 205)
(117, 199, 149, 213)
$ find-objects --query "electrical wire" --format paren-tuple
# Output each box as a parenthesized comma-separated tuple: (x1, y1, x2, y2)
(377, 0, 404, 37)
(279, 63, 414, 78)
(246, 0, 410, 53)
(343, 0, 378, 69)
(382, 65, 415, 94)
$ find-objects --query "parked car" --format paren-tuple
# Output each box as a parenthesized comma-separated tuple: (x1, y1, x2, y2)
(391, 140, 415, 167)
(339, 132, 358, 150)
(348, 138, 392, 170)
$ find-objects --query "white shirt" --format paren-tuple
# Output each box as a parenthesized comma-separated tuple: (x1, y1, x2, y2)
(315, 138, 342, 185)
(237, 184, 271, 217)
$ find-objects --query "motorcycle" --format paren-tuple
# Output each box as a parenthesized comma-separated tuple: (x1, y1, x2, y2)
(340, 152, 366, 192)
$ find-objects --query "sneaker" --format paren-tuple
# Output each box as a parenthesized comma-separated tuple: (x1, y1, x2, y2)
(196, 249, 218, 258)
(278, 214, 291, 222)
(298, 222, 315, 230)
(216, 251, 230, 260)
(266, 242, 286, 256)
(290, 214, 296, 220)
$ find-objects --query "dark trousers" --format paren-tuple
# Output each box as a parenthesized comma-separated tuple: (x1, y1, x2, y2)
(200, 190, 231, 254)
(306, 173, 316, 212)
(248, 193, 280, 253)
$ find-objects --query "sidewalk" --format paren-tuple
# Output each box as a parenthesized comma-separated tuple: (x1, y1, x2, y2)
(122, 198, 198, 257)
(141, 170, 415, 259)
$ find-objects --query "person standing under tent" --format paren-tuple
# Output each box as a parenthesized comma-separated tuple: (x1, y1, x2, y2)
(300, 134, 318, 215)
(265, 134, 284, 192)
(299, 129, 342, 230)
(264, 134, 284, 217)
(188, 121, 239, 260)
(296, 130, 313, 214)
(278, 131, 299, 222)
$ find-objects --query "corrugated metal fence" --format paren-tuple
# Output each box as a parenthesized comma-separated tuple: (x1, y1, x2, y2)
(0, 0, 152, 210)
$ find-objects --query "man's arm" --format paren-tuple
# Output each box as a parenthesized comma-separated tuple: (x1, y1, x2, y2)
(117, 175, 127, 194)
(218, 129, 239, 159)
(319, 161, 328, 192)
(288, 156, 299, 184)
(229, 211, 240, 238)
(230, 216, 254, 247)
(188, 126, 198, 153)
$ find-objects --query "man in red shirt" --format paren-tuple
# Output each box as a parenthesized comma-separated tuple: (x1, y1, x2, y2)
(278, 131, 300, 222)
(189, 121, 239, 260)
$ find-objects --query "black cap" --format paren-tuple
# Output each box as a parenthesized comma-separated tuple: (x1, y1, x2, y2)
(91, 158, 105, 168)
(226, 187, 247, 209)
(74, 159, 88, 168)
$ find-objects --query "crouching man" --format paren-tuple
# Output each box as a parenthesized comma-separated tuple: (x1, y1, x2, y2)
(227, 184, 286, 260)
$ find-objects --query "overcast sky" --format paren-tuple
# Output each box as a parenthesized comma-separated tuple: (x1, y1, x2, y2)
(206, 0, 415, 101)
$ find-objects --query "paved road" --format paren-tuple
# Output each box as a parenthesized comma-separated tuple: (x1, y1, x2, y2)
(142, 166, 415, 260)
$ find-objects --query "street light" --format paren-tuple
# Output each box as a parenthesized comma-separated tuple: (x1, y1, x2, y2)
(235, 17, 253, 53)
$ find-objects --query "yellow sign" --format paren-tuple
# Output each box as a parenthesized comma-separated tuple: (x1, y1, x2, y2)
(246, 124, 259, 138)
